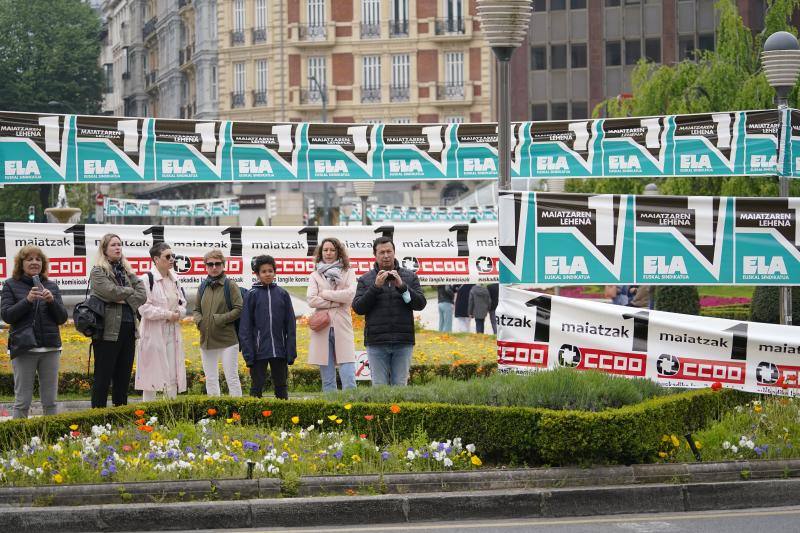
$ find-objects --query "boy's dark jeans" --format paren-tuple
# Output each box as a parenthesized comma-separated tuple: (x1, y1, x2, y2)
(249, 358, 288, 399)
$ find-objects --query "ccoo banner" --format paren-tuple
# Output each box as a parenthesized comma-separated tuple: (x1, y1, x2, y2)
(0, 109, 796, 184)
(0, 222, 498, 290)
(497, 286, 800, 396)
(499, 191, 800, 285)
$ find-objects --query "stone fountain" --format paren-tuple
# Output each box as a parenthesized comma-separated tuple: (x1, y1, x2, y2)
(45, 185, 82, 223)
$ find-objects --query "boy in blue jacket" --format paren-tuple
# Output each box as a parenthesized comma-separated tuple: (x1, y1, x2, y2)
(239, 255, 296, 399)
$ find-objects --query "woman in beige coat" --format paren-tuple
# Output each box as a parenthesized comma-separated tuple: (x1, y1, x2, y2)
(306, 237, 357, 391)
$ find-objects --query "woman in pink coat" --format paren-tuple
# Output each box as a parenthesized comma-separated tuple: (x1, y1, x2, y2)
(306, 237, 357, 391)
(136, 243, 187, 400)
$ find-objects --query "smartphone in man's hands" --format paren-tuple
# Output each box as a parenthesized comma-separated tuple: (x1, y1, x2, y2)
(32, 275, 43, 289)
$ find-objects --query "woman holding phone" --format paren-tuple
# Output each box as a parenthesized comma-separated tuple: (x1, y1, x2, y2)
(0, 246, 68, 418)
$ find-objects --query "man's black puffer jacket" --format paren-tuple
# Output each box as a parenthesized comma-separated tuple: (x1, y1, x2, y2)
(352, 261, 426, 346)
(1, 276, 68, 357)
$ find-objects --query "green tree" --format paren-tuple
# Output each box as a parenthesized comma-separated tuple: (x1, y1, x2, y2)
(0, 0, 104, 220)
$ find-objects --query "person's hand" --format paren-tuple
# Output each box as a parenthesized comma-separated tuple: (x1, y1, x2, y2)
(389, 270, 404, 289)
(26, 287, 43, 303)
(374, 270, 390, 288)
(40, 288, 54, 303)
(170, 310, 181, 322)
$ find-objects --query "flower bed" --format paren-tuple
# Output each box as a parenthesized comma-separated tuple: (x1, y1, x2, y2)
(0, 390, 750, 469)
(0, 407, 481, 487)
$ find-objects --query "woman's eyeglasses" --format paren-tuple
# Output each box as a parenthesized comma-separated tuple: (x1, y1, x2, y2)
(162, 254, 175, 261)
(205, 261, 224, 268)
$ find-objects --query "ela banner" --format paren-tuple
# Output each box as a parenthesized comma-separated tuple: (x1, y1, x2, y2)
(499, 191, 800, 286)
(0, 222, 498, 290)
(497, 285, 800, 396)
(1, 109, 795, 183)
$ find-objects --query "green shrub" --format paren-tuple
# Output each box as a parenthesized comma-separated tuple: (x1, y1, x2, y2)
(0, 390, 751, 467)
(700, 304, 750, 321)
(325, 368, 670, 411)
(750, 286, 800, 325)
(654, 286, 700, 315)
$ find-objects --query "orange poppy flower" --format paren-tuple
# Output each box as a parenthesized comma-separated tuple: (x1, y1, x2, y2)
(262, 410, 272, 417)
(364, 415, 374, 421)
(134, 409, 145, 417)
(207, 408, 217, 416)
(390, 404, 401, 414)
(232, 412, 241, 422)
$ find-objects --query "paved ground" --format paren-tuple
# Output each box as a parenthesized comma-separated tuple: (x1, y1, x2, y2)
(142, 506, 800, 533)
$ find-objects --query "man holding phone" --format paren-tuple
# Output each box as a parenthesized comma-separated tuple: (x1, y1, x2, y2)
(352, 236, 426, 386)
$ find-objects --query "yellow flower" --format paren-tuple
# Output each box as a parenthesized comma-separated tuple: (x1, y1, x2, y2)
(327, 415, 338, 421)
(336, 418, 343, 424)
(52, 474, 63, 484)
(344, 404, 352, 410)
(471, 455, 482, 466)
(291, 453, 299, 462)
(232, 440, 242, 449)
(661, 434, 670, 442)
(223, 435, 230, 444)
(226, 418, 234, 424)
(670, 435, 680, 448)
(351, 454, 361, 462)
(658, 451, 668, 458)
(754, 405, 763, 413)
(291, 416, 300, 424)
(72, 451, 81, 458)
(204, 456, 214, 464)
(69, 424, 78, 431)
(694, 441, 703, 450)
(100, 434, 109, 442)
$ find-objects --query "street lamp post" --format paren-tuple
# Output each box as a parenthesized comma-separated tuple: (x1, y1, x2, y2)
(308, 75, 333, 226)
(476, 1, 532, 192)
(762, 31, 800, 326)
(353, 181, 375, 226)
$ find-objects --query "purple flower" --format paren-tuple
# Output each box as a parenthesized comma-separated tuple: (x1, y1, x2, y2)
(100, 468, 110, 477)
(422, 452, 429, 459)
(243, 441, 260, 452)
(381, 451, 390, 461)
(108, 465, 117, 474)
(333, 450, 343, 460)
(147, 452, 157, 460)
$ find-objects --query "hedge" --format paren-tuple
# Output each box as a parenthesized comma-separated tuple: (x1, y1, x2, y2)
(0, 362, 500, 396)
(0, 389, 751, 467)
(700, 304, 750, 321)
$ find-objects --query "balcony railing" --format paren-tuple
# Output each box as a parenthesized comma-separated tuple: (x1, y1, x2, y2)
(252, 90, 268, 106)
(298, 24, 327, 41)
(361, 87, 382, 103)
(252, 27, 267, 43)
(180, 101, 195, 119)
(231, 91, 245, 109)
(230, 30, 245, 46)
(145, 70, 158, 88)
(360, 22, 381, 39)
(389, 19, 409, 37)
(390, 85, 410, 102)
(434, 17, 465, 35)
(437, 83, 465, 100)
(143, 17, 158, 39)
(299, 87, 326, 104)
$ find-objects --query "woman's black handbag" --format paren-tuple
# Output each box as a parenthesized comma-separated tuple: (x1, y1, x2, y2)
(8, 323, 38, 356)
(73, 286, 105, 339)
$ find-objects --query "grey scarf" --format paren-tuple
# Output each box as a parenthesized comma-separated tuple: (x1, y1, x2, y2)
(316, 260, 343, 288)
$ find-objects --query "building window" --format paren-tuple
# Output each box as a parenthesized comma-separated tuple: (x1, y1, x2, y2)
(390, 0, 409, 36)
(444, 0, 464, 21)
(232, 62, 245, 108)
(551, 102, 568, 120)
(362, 55, 381, 103)
(606, 41, 621, 66)
(440, 51, 465, 100)
(391, 53, 410, 101)
(533, 0, 546, 11)
(572, 102, 588, 119)
(698, 33, 715, 52)
(103, 63, 113, 93)
(361, 0, 381, 38)
(550, 0, 566, 9)
(531, 46, 547, 70)
(233, 0, 245, 32)
(645, 38, 661, 63)
(678, 36, 695, 60)
(570, 43, 587, 68)
(254, 0, 267, 42)
(551, 44, 567, 69)
(446, 116, 464, 124)
(308, 0, 325, 27)
(306, 55, 327, 102)
(254, 59, 268, 105)
(605, 0, 621, 6)
(211, 65, 218, 100)
(570, 0, 587, 8)
(625, 40, 641, 65)
(531, 104, 548, 121)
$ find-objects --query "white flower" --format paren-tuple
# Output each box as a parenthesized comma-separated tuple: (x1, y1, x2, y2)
(267, 464, 280, 475)
(731, 445, 739, 453)
(406, 450, 416, 461)
(443, 458, 453, 468)
(306, 425, 315, 432)
(722, 441, 730, 450)
(745, 440, 755, 450)
(466, 444, 476, 454)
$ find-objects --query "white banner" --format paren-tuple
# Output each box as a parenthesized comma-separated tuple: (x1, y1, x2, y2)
(0, 222, 498, 290)
(104, 197, 240, 218)
(497, 285, 800, 396)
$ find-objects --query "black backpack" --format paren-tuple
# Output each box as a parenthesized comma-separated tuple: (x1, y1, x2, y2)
(73, 286, 105, 339)
(198, 277, 247, 342)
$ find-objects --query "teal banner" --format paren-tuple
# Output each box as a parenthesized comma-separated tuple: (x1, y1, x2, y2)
(0, 109, 794, 183)
(500, 192, 798, 286)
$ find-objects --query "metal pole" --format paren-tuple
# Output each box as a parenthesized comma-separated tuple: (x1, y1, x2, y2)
(310, 75, 331, 226)
(361, 196, 368, 225)
(777, 96, 793, 326)
(495, 52, 511, 191)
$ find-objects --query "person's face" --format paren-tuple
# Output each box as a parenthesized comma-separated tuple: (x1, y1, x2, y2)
(105, 237, 123, 261)
(258, 263, 275, 285)
(205, 256, 225, 276)
(154, 248, 175, 271)
(22, 254, 42, 277)
(375, 242, 395, 269)
(321, 241, 338, 264)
